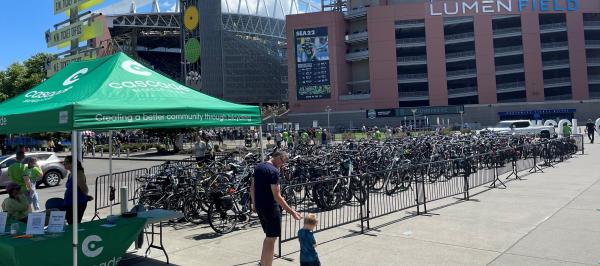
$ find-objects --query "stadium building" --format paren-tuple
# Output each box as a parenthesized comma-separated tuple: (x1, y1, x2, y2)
(100, 0, 319, 104)
(285, 0, 600, 128)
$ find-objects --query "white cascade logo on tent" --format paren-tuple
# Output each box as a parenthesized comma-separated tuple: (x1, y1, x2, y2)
(121, 60, 151, 76)
(63, 68, 89, 86)
(82, 235, 104, 258)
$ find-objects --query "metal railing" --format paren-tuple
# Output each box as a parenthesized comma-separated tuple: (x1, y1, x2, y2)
(395, 20, 425, 28)
(543, 59, 570, 68)
(589, 75, 600, 82)
(444, 17, 473, 25)
(586, 40, 600, 46)
(494, 45, 523, 55)
(278, 140, 582, 256)
(540, 22, 567, 31)
(496, 63, 525, 72)
(346, 50, 369, 61)
(541, 41, 569, 49)
(584, 21, 600, 27)
(345, 31, 368, 42)
(339, 94, 371, 101)
(496, 81, 526, 93)
(445, 32, 474, 41)
(448, 86, 478, 95)
(344, 7, 367, 19)
(397, 55, 427, 62)
(398, 73, 428, 80)
(398, 90, 429, 97)
(446, 51, 475, 59)
(493, 27, 522, 36)
(544, 77, 571, 85)
(92, 168, 148, 220)
(397, 37, 426, 45)
(545, 95, 572, 101)
(447, 69, 477, 77)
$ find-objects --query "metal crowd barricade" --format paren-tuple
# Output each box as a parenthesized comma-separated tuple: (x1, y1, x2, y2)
(279, 175, 367, 252)
(278, 140, 580, 257)
(92, 168, 148, 220)
(570, 134, 585, 155)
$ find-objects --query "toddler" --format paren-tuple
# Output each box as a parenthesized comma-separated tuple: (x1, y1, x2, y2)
(298, 214, 320, 266)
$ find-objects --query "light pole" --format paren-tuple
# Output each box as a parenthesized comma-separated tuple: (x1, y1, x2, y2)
(411, 108, 417, 130)
(459, 110, 464, 130)
(325, 106, 332, 131)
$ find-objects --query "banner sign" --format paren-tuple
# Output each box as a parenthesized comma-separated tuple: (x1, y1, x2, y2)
(498, 109, 576, 116)
(46, 20, 103, 48)
(428, 0, 578, 16)
(367, 106, 465, 118)
(47, 49, 97, 77)
(46, 20, 84, 48)
(295, 27, 331, 100)
(54, 0, 103, 14)
(0, 218, 146, 266)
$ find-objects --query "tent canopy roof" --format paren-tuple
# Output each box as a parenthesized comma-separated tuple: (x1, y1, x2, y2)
(0, 52, 261, 134)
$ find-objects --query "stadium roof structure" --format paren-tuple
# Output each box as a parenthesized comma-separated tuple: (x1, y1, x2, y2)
(105, 0, 321, 39)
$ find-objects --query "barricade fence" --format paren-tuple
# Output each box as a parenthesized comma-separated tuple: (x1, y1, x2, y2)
(279, 139, 582, 256)
(93, 159, 196, 220)
(570, 134, 585, 155)
(93, 168, 147, 220)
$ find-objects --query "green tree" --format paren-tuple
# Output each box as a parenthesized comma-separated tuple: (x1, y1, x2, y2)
(0, 53, 54, 102)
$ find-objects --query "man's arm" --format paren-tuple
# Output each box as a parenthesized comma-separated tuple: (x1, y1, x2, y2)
(271, 184, 300, 220)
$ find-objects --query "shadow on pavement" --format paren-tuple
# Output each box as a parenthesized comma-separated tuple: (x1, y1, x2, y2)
(120, 254, 182, 266)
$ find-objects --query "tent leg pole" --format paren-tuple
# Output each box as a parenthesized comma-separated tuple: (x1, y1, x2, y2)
(71, 130, 79, 266)
(109, 131, 113, 217)
(259, 125, 264, 162)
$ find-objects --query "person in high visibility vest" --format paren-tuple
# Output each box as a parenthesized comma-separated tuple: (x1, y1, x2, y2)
(316, 129, 323, 145)
(301, 131, 309, 144)
(282, 131, 289, 147)
(374, 129, 384, 141)
(563, 123, 572, 138)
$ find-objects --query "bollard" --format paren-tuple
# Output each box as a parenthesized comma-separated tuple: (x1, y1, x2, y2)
(120, 186, 129, 214)
(127, 149, 130, 159)
(100, 148, 104, 157)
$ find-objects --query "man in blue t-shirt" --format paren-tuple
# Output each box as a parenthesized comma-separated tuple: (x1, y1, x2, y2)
(251, 151, 301, 266)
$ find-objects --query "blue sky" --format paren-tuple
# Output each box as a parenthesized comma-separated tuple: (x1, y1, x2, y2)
(0, 0, 177, 71)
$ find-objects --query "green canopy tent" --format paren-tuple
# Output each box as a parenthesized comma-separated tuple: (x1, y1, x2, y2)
(0, 52, 261, 265)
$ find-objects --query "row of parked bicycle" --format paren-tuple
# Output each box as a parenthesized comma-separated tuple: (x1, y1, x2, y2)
(134, 134, 579, 234)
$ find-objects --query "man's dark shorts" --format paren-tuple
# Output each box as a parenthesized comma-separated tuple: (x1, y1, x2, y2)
(256, 206, 281, 238)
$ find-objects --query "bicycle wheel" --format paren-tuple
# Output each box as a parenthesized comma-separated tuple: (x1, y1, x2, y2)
(384, 171, 401, 196)
(183, 196, 206, 224)
(207, 201, 237, 234)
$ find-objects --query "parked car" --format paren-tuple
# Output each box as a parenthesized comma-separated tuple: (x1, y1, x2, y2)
(0, 152, 67, 187)
(479, 120, 557, 138)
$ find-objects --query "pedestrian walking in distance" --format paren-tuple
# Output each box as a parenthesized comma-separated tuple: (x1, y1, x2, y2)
(585, 119, 596, 144)
(251, 151, 301, 266)
(299, 214, 320, 266)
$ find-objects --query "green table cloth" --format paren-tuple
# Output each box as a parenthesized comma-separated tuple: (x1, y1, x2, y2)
(0, 217, 146, 266)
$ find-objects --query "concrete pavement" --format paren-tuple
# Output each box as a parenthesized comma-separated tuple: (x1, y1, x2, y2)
(122, 139, 600, 266)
